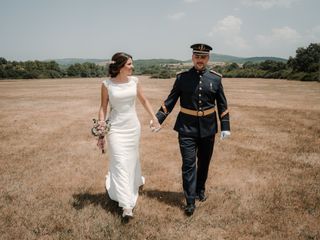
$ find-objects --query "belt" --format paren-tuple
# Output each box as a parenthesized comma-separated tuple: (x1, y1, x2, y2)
(180, 107, 215, 117)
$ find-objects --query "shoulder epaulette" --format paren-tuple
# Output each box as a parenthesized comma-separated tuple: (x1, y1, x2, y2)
(210, 70, 223, 77)
(176, 70, 188, 76)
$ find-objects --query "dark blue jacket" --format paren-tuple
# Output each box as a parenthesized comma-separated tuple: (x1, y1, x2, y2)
(156, 67, 230, 138)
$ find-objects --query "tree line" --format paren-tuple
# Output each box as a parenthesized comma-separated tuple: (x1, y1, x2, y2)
(0, 59, 106, 79)
(0, 43, 319, 81)
(216, 42, 319, 81)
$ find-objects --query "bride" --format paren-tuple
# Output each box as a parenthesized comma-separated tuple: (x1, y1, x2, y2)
(96, 52, 160, 219)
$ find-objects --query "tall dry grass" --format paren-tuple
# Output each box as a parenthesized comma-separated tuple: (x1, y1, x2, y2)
(0, 77, 319, 239)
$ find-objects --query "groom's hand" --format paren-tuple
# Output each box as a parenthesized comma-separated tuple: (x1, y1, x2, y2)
(220, 131, 231, 140)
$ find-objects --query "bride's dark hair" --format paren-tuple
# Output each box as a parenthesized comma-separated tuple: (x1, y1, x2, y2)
(108, 52, 132, 77)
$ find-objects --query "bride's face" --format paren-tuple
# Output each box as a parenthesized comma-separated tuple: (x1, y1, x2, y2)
(120, 58, 134, 76)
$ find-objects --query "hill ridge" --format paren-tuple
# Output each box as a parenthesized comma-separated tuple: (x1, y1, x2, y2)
(50, 54, 287, 66)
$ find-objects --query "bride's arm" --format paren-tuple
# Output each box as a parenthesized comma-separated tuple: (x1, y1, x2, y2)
(96, 83, 109, 152)
(98, 83, 109, 122)
(137, 82, 160, 129)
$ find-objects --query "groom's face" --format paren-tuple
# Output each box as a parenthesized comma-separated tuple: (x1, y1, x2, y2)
(192, 54, 209, 70)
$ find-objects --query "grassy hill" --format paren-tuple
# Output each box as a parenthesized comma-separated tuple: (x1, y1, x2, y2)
(50, 58, 108, 66)
(210, 53, 287, 64)
(51, 55, 287, 66)
(134, 59, 183, 65)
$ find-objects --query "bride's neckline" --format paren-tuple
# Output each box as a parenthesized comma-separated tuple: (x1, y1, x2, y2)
(110, 76, 130, 85)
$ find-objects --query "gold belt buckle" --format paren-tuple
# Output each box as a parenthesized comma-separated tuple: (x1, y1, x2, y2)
(197, 110, 204, 117)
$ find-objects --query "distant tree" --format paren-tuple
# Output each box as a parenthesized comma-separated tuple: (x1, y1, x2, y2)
(287, 43, 320, 73)
(242, 61, 258, 69)
(0, 66, 7, 78)
(225, 62, 239, 71)
(66, 62, 105, 78)
(24, 61, 37, 72)
(46, 61, 61, 71)
(0, 57, 7, 65)
(259, 60, 286, 72)
(67, 63, 81, 77)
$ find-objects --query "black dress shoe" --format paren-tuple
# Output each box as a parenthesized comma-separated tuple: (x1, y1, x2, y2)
(184, 203, 195, 216)
(196, 191, 207, 202)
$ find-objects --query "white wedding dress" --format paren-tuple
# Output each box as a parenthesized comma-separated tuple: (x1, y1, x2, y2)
(103, 76, 145, 209)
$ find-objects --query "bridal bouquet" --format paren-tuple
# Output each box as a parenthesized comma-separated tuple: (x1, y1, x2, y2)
(91, 119, 111, 153)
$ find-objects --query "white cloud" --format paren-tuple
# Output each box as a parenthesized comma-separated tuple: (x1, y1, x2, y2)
(253, 26, 320, 57)
(209, 15, 250, 50)
(241, 0, 301, 9)
(168, 12, 186, 20)
(256, 26, 301, 45)
(184, 0, 200, 3)
(212, 15, 242, 34)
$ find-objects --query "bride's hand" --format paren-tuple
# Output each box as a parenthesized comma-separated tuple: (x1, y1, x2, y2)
(149, 119, 161, 132)
(98, 120, 106, 130)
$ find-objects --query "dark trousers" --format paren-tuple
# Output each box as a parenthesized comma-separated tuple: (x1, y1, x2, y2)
(178, 134, 215, 204)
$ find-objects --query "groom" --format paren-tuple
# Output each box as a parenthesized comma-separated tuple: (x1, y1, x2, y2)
(154, 43, 231, 216)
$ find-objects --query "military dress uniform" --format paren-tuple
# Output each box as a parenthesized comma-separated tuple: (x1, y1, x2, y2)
(156, 51, 230, 211)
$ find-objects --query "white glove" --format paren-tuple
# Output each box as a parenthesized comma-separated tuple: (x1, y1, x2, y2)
(220, 131, 231, 140)
(149, 120, 161, 132)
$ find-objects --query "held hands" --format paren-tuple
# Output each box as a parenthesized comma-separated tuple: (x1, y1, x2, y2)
(220, 131, 231, 140)
(149, 118, 161, 132)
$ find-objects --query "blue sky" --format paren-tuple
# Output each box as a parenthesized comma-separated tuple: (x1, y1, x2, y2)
(1, 0, 319, 61)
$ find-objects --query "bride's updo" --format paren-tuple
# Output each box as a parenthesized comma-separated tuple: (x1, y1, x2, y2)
(108, 52, 132, 77)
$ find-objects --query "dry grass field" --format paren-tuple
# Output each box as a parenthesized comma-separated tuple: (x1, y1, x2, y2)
(0, 76, 319, 240)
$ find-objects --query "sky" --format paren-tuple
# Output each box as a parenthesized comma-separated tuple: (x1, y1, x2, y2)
(1, 0, 319, 61)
